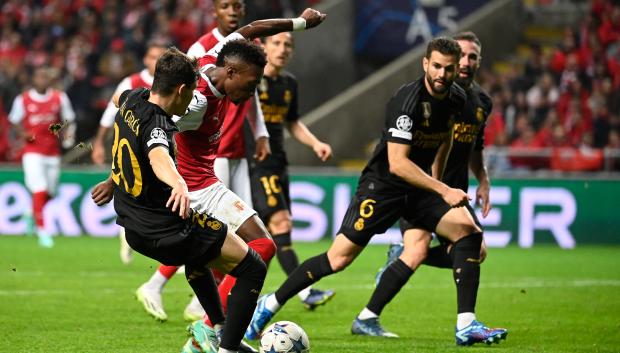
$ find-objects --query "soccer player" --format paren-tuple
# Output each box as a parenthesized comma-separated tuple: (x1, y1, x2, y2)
(9, 67, 76, 248)
(249, 32, 335, 309)
(91, 40, 168, 264)
(137, 0, 272, 323)
(92, 8, 327, 353)
(92, 47, 268, 353)
(246, 37, 507, 346)
(351, 32, 506, 346)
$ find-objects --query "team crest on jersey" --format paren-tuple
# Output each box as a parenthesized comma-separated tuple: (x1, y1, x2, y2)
(267, 195, 278, 207)
(207, 220, 222, 231)
(476, 107, 485, 122)
(354, 218, 365, 231)
(422, 102, 431, 127)
(284, 90, 292, 104)
(396, 115, 413, 132)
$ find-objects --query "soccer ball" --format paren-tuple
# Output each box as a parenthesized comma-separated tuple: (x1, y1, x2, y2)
(259, 321, 310, 353)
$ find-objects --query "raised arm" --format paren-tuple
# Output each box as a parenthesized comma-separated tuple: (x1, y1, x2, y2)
(236, 8, 326, 40)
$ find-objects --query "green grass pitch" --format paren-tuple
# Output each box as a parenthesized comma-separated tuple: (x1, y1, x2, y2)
(1, 236, 619, 353)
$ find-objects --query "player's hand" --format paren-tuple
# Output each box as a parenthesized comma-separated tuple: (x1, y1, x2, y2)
(167, 180, 191, 219)
(91, 179, 114, 206)
(476, 181, 491, 218)
(313, 141, 332, 162)
(254, 136, 271, 162)
(300, 8, 327, 29)
(91, 142, 105, 165)
(441, 187, 470, 207)
(479, 239, 488, 263)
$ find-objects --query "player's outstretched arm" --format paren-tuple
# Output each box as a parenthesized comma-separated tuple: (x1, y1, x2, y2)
(148, 146, 191, 219)
(236, 8, 326, 40)
(286, 120, 332, 161)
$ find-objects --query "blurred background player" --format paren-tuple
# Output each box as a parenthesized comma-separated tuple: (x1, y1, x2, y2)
(136, 0, 272, 324)
(246, 31, 335, 309)
(352, 31, 496, 341)
(246, 37, 507, 346)
(90, 40, 168, 265)
(8, 67, 76, 248)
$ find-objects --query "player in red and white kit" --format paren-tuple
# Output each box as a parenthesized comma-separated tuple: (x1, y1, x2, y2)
(9, 67, 76, 248)
(91, 40, 168, 264)
(136, 0, 272, 324)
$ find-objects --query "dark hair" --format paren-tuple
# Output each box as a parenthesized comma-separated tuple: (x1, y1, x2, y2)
(425, 37, 462, 60)
(216, 39, 267, 69)
(453, 31, 482, 49)
(151, 47, 198, 95)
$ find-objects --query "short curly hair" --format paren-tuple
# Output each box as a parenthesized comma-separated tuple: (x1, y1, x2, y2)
(425, 37, 462, 60)
(216, 39, 267, 69)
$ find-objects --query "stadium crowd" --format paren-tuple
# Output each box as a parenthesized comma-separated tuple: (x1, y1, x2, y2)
(478, 0, 620, 171)
(0, 0, 618, 171)
(0, 0, 317, 162)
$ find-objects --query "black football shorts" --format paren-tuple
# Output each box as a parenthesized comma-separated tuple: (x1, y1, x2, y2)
(250, 167, 291, 222)
(125, 211, 228, 267)
(338, 183, 451, 247)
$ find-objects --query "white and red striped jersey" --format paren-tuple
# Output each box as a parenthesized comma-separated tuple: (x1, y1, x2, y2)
(8, 89, 75, 156)
(99, 69, 154, 128)
(188, 28, 268, 159)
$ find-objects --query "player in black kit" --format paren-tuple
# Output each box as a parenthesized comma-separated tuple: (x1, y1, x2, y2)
(352, 32, 507, 346)
(90, 48, 267, 353)
(246, 37, 506, 345)
(246, 32, 335, 310)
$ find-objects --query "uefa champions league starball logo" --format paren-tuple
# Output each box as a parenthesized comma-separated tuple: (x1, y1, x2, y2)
(396, 115, 413, 132)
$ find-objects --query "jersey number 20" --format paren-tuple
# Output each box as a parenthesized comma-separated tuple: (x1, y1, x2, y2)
(111, 122, 143, 197)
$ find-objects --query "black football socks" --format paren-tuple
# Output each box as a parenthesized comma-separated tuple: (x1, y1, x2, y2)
(451, 232, 483, 313)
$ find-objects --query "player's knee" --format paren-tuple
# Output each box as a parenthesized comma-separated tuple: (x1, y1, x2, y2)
(328, 254, 354, 273)
(230, 248, 267, 282)
(452, 224, 482, 242)
(401, 241, 429, 269)
(453, 232, 483, 253)
(268, 212, 292, 235)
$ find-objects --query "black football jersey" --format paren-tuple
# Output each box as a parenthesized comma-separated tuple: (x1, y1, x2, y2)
(250, 71, 300, 169)
(442, 82, 492, 191)
(112, 88, 182, 238)
(359, 76, 466, 194)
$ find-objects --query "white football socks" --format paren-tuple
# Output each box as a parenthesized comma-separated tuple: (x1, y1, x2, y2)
(145, 270, 168, 292)
(218, 348, 236, 353)
(456, 312, 476, 330)
(298, 286, 311, 301)
(357, 307, 378, 320)
(264, 293, 281, 312)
